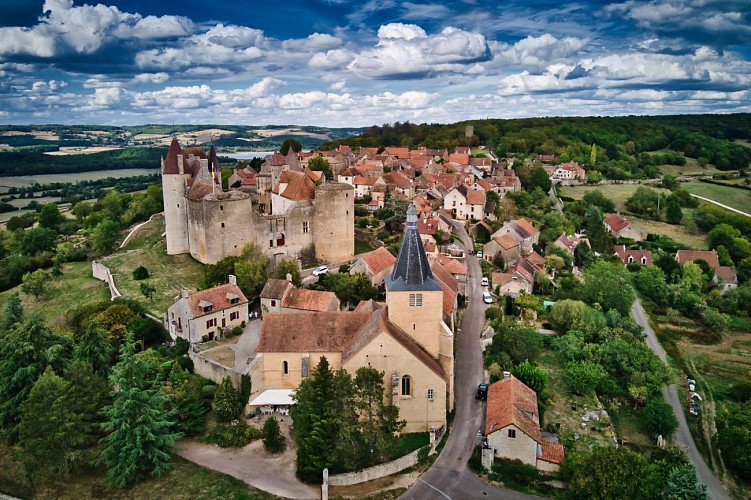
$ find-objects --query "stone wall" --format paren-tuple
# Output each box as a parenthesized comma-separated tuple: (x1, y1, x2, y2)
(92, 260, 121, 300)
(328, 449, 420, 487)
(189, 350, 240, 386)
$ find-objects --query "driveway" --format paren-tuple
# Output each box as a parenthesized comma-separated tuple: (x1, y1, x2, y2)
(401, 221, 539, 500)
(631, 299, 729, 500)
(178, 419, 318, 500)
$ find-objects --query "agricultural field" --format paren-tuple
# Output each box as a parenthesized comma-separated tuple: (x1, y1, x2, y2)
(0, 168, 157, 193)
(561, 183, 671, 212)
(103, 214, 205, 317)
(681, 182, 751, 215)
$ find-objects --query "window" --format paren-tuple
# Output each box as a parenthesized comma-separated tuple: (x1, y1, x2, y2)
(230, 297, 239, 304)
(401, 375, 411, 396)
(206, 318, 217, 329)
(508, 429, 516, 439)
(230, 311, 239, 321)
(271, 300, 276, 307)
(409, 293, 423, 307)
(283, 361, 289, 375)
(220, 205, 223, 211)
(203, 305, 213, 313)
(177, 203, 180, 208)
(221, 223, 225, 228)
(303, 221, 309, 234)
(427, 389, 434, 401)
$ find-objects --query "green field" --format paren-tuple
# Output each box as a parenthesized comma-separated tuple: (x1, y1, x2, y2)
(681, 182, 751, 214)
(628, 214, 707, 250)
(103, 214, 205, 317)
(657, 156, 726, 176)
(0, 168, 158, 193)
(560, 183, 671, 212)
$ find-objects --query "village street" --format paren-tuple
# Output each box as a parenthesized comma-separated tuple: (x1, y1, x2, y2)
(401, 221, 539, 500)
(631, 299, 730, 500)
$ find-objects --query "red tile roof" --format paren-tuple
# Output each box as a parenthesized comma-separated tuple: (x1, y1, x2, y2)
(258, 311, 370, 352)
(359, 246, 397, 275)
(162, 138, 183, 174)
(513, 218, 539, 238)
(260, 278, 292, 300)
(417, 217, 439, 235)
(676, 250, 720, 269)
(494, 234, 519, 250)
(539, 439, 565, 464)
(604, 213, 631, 233)
(466, 189, 486, 206)
(187, 283, 248, 319)
(385, 147, 410, 158)
(281, 288, 338, 312)
(614, 245, 653, 266)
(717, 266, 738, 284)
(278, 171, 316, 201)
(526, 251, 546, 270)
(435, 254, 467, 276)
(485, 375, 541, 442)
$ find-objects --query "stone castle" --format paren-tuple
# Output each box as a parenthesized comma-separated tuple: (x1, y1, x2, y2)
(161, 139, 354, 266)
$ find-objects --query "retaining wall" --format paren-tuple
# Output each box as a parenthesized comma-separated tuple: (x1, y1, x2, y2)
(328, 449, 420, 487)
(189, 350, 240, 386)
(91, 260, 122, 300)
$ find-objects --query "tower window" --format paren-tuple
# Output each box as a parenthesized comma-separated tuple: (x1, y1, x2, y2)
(221, 223, 225, 228)
(303, 221, 309, 234)
(177, 204, 180, 208)
(427, 389, 434, 401)
(220, 205, 223, 211)
(283, 360, 289, 375)
(409, 293, 423, 307)
(401, 375, 411, 396)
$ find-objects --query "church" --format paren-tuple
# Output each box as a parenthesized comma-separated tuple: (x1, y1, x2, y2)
(250, 205, 455, 432)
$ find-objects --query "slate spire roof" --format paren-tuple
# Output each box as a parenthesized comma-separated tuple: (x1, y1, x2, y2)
(386, 204, 442, 292)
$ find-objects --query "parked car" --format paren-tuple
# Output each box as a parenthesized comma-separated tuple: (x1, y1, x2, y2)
(475, 383, 489, 401)
(312, 265, 329, 277)
(481, 277, 489, 287)
(482, 292, 493, 304)
(476, 251, 483, 259)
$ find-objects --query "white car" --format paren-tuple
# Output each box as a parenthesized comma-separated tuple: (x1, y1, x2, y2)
(476, 251, 483, 259)
(482, 291, 493, 304)
(312, 265, 329, 277)
(481, 277, 489, 287)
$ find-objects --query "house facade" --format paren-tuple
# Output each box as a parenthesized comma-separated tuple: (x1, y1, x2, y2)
(603, 213, 646, 242)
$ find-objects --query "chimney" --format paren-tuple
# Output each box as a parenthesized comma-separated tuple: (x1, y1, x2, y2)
(503, 371, 511, 381)
(286, 273, 293, 283)
(181, 287, 189, 299)
(228, 274, 237, 286)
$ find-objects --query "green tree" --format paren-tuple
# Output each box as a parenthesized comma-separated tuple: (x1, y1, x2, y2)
(21, 226, 57, 255)
(626, 186, 661, 219)
(354, 367, 405, 463)
(633, 265, 669, 306)
(582, 260, 636, 315)
(21, 268, 52, 300)
(140, 282, 156, 301)
(280, 138, 302, 155)
(308, 156, 333, 180)
(583, 206, 613, 253)
(317, 272, 377, 308)
(99, 335, 180, 488)
(527, 166, 552, 192)
(581, 190, 615, 213)
(665, 199, 683, 224)
(163, 370, 210, 437)
(38, 202, 65, 231)
(485, 321, 544, 367)
(214, 376, 244, 422)
(202, 255, 239, 289)
(716, 401, 751, 479)
(2, 292, 24, 330)
(234, 243, 268, 298)
(563, 361, 607, 395)
(92, 219, 121, 254)
(568, 447, 654, 499)
(17, 368, 86, 481)
(275, 258, 302, 287)
(262, 416, 285, 453)
(132, 265, 150, 280)
(74, 321, 114, 377)
(590, 143, 597, 166)
(240, 374, 252, 406)
(511, 360, 548, 396)
(644, 398, 679, 438)
(662, 464, 707, 500)
(0, 317, 71, 441)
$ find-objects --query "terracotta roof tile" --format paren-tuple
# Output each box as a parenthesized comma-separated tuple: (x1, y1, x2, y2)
(279, 171, 316, 201)
(539, 439, 565, 464)
(513, 218, 539, 238)
(260, 278, 292, 300)
(494, 234, 520, 250)
(604, 213, 631, 233)
(717, 266, 738, 284)
(435, 254, 467, 275)
(676, 250, 720, 269)
(188, 283, 248, 319)
(526, 251, 546, 270)
(360, 246, 397, 275)
(282, 288, 338, 312)
(466, 189, 486, 206)
(162, 138, 183, 174)
(485, 375, 541, 442)
(258, 311, 370, 352)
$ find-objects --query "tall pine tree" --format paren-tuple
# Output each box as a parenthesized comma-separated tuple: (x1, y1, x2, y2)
(98, 334, 180, 488)
(354, 367, 404, 464)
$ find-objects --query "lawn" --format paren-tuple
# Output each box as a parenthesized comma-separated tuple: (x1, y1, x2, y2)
(104, 214, 205, 317)
(0, 441, 275, 500)
(628, 214, 707, 250)
(681, 182, 751, 214)
(561, 183, 671, 213)
(355, 239, 376, 256)
(656, 156, 726, 177)
(0, 260, 111, 329)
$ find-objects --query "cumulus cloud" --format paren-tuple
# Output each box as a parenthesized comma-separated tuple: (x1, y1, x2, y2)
(0, 0, 192, 58)
(282, 33, 343, 51)
(344, 23, 489, 79)
(133, 73, 170, 84)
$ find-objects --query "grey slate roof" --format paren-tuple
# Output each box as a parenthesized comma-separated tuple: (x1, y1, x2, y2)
(386, 205, 442, 292)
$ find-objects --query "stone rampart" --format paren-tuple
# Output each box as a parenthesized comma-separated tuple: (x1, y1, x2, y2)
(91, 260, 122, 300)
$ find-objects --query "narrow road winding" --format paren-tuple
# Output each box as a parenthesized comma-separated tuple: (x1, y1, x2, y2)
(401, 221, 538, 500)
(631, 299, 729, 500)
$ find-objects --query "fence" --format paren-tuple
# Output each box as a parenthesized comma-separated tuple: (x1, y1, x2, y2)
(91, 260, 121, 300)
(328, 449, 420, 486)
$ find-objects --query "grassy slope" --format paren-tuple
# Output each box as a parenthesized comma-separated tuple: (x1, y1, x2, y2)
(681, 182, 751, 214)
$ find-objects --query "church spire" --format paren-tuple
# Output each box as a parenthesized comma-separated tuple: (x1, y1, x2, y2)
(386, 204, 441, 292)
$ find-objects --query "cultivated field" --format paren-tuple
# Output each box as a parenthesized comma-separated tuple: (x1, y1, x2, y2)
(45, 146, 122, 155)
(0, 168, 157, 193)
(681, 182, 751, 214)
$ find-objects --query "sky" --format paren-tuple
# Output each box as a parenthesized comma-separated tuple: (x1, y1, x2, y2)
(0, 0, 750, 127)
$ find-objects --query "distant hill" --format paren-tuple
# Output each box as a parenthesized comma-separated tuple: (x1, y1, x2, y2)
(320, 114, 751, 177)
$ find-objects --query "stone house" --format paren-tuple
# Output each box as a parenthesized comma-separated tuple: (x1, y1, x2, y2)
(260, 279, 340, 312)
(485, 373, 564, 472)
(259, 278, 294, 313)
(442, 185, 486, 220)
(553, 234, 590, 255)
(432, 254, 467, 295)
(349, 246, 397, 287)
(483, 234, 521, 269)
(603, 213, 646, 242)
(547, 161, 586, 182)
(166, 275, 249, 343)
(251, 205, 455, 433)
(491, 258, 536, 297)
(491, 219, 540, 255)
(676, 250, 738, 292)
(614, 245, 653, 266)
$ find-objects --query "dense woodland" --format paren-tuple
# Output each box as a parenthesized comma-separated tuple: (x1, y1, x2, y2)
(0, 148, 164, 177)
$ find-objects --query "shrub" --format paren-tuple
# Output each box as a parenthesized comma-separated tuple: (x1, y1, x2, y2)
(132, 265, 149, 280)
(644, 398, 679, 438)
(213, 376, 244, 422)
(485, 306, 504, 321)
(176, 356, 194, 373)
(206, 422, 262, 448)
(201, 384, 216, 400)
(490, 458, 541, 488)
(262, 416, 285, 453)
(231, 325, 243, 337)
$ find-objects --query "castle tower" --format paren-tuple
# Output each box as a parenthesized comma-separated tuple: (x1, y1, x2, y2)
(313, 182, 354, 263)
(386, 205, 444, 359)
(162, 138, 190, 255)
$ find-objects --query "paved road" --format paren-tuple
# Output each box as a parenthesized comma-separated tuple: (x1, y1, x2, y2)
(401, 222, 538, 500)
(631, 299, 729, 500)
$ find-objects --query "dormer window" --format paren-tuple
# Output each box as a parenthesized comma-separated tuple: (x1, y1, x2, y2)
(199, 300, 213, 313)
(226, 292, 239, 305)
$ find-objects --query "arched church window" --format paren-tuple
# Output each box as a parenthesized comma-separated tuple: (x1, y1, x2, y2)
(401, 375, 411, 396)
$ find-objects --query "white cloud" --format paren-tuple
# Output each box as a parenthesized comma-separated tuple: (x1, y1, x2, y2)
(329, 80, 346, 91)
(282, 33, 342, 51)
(133, 73, 170, 84)
(308, 49, 356, 70)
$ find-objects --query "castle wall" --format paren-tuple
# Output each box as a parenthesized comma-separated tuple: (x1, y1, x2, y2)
(261, 204, 315, 268)
(313, 182, 355, 263)
(162, 174, 190, 255)
(187, 194, 255, 265)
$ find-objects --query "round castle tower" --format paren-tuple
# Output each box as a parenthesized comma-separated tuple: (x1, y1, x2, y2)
(313, 181, 354, 263)
(162, 139, 190, 255)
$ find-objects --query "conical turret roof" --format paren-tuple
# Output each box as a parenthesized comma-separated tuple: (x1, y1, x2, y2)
(386, 204, 442, 292)
(162, 138, 183, 174)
